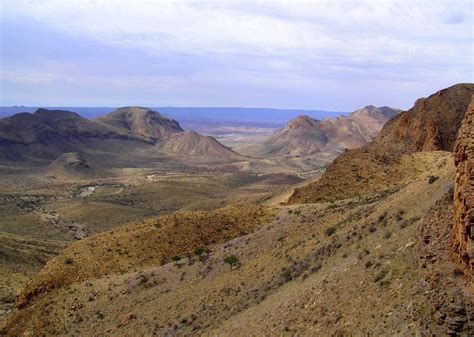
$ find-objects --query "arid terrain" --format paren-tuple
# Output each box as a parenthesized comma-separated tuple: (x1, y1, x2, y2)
(0, 84, 472, 337)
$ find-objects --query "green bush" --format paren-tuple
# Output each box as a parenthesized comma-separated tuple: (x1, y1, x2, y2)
(224, 255, 240, 267)
(194, 247, 205, 256)
(171, 255, 181, 264)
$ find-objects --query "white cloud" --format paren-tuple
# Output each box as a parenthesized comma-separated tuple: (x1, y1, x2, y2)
(3, 0, 471, 61)
(1, 0, 472, 108)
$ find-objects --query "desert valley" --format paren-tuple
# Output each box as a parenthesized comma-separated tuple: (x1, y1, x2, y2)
(1, 1, 472, 336)
(0, 83, 472, 336)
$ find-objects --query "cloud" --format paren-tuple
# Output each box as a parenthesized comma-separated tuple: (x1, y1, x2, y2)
(0, 0, 472, 109)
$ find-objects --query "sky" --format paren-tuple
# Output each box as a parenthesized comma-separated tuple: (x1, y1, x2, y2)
(0, 0, 472, 111)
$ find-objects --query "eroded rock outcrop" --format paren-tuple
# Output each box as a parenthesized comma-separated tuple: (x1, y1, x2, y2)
(453, 96, 474, 271)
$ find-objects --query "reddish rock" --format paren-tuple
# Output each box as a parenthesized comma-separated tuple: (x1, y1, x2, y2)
(453, 96, 474, 271)
(378, 83, 474, 153)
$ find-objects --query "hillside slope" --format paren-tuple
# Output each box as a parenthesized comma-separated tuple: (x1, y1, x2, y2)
(46, 152, 108, 180)
(2, 151, 462, 336)
(158, 131, 243, 159)
(288, 83, 474, 204)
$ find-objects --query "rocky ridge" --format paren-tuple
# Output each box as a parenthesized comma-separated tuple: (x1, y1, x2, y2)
(453, 96, 474, 271)
(288, 83, 474, 204)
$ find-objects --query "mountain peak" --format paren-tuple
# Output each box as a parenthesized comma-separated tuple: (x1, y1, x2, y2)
(286, 115, 318, 128)
(242, 105, 398, 160)
(98, 106, 184, 141)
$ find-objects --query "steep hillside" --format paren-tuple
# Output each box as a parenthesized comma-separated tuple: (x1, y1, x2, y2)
(242, 105, 398, 158)
(0, 232, 65, 323)
(453, 97, 474, 271)
(378, 83, 474, 153)
(288, 84, 474, 204)
(13, 205, 273, 309)
(96, 107, 183, 142)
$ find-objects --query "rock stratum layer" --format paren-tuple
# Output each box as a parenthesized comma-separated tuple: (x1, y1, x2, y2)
(453, 96, 474, 271)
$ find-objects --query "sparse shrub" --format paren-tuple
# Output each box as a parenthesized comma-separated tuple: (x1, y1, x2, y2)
(277, 236, 285, 243)
(428, 175, 439, 184)
(95, 310, 105, 320)
(453, 268, 464, 277)
(293, 209, 301, 216)
(395, 209, 404, 221)
(383, 231, 392, 239)
(171, 255, 181, 265)
(287, 209, 293, 214)
(64, 257, 74, 265)
(194, 247, 205, 256)
(224, 255, 240, 267)
(373, 270, 388, 283)
(282, 269, 292, 282)
(378, 211, 387, 223)
(365, 261, 373, 269)
(325, 226, 336, 236)
(327, 203, 338, 210)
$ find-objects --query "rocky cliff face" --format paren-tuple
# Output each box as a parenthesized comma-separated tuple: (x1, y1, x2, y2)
(378, 83, 474, 153)
(453, 96, 474, 271)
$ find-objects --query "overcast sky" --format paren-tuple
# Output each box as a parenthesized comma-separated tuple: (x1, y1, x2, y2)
(0, 0, 472, 110)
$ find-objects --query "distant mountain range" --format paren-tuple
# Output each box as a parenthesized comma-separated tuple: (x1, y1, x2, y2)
(239, 105, 400, 158)
(0, 104, 398, 171)
(0, 106, 346, 128)
(0, 107, 242, 166)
